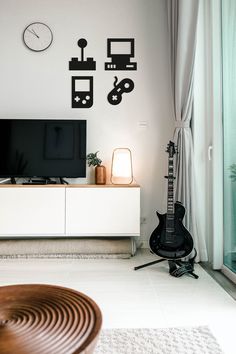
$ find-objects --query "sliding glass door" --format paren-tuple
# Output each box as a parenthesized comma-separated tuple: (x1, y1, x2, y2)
(222, 0, 236, 278)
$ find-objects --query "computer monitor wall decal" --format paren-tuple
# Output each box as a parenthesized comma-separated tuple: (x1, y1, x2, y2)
(105, 38, 137, 70)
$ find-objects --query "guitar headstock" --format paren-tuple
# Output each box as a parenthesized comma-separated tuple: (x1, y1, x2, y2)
(166, 141, 177, 157)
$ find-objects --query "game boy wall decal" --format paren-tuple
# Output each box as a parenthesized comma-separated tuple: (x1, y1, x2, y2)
(105, 38, 137, 71)
(69, 38, 96, 71)
(72, 76, 93, 108)
(107, 76, 134, 105)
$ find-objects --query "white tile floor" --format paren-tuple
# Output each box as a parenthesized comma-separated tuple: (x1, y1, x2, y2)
(0, 249, 235, 354)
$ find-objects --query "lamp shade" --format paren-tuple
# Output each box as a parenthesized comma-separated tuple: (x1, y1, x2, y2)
(111, 148, 133, 184)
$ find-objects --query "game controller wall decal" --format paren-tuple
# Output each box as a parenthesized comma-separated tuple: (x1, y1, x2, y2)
(107, 77, 134, 105)
(71, 76, 93, 108)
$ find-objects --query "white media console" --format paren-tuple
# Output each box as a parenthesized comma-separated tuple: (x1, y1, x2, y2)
(0, 184, 140, 238)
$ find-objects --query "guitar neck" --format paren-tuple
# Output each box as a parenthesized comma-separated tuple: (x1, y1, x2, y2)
(167, 156, 174, 217)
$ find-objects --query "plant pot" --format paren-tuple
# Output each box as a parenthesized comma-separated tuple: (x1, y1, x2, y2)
(95, 165, 106, 185)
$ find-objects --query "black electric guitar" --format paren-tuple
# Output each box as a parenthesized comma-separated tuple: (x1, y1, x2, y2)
(149, 141, 193, 260)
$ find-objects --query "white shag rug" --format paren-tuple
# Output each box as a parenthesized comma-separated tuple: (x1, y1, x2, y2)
(94, 326, 223, 354)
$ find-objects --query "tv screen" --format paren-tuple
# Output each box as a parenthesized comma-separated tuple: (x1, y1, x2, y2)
(0, 119, 87, 178)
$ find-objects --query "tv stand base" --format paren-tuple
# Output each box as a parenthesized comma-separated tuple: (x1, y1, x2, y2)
(59, 178, 69, 185)
(22, 178, 57, 185)
(11, 178, 16, 184)
(21, 178, 69, 185)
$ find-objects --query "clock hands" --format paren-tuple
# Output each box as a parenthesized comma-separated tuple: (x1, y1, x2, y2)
(31, 28, 39, 38)
(27, 28, 39, 38)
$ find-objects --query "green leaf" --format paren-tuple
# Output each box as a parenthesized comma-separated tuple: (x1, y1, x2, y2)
(86, 151, 102, 167)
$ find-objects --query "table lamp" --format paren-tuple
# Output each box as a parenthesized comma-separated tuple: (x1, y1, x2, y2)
(111, 148, 133, 184)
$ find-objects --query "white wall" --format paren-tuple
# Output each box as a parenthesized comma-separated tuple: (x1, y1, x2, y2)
(0, 0, 174, 246)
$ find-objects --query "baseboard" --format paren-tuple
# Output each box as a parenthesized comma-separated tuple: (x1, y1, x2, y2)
(0, 237, 137, 259)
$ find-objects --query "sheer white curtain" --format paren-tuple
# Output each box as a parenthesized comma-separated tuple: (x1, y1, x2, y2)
(167, 0, 208, 261)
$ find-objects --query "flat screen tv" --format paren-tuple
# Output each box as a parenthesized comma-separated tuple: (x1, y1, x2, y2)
(0, 119, 87, 178)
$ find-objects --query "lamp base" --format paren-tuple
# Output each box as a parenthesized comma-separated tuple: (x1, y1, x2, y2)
(111, 176, 133, 185)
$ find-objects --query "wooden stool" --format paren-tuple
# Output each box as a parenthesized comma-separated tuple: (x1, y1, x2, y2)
(0, 284, 102, 354)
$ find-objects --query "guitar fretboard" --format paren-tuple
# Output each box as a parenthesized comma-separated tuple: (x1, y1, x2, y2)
(166, 156, 175, 232)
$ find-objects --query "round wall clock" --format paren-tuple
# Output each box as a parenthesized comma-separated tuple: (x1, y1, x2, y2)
(23, 22, 53, 52)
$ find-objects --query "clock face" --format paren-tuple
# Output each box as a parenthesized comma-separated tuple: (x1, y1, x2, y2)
(23, 22, 53, 52)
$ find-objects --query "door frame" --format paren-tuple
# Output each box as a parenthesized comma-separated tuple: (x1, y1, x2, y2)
(195, 0, 223, 269)
(210, 0, 224, 270)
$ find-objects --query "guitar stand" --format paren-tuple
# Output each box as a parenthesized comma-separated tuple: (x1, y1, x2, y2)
(134, 249, 199, 279)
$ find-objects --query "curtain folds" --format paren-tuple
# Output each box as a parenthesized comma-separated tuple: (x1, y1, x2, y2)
(167, 0, 208, 261)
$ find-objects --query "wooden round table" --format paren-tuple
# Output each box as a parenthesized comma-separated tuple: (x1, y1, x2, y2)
(0, 284, 102, 354)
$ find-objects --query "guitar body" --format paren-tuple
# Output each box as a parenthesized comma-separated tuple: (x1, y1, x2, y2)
(149, 202, 193, 259)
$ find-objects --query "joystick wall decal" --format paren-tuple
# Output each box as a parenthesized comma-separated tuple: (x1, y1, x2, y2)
(107, 76, 134, 105)
(69, 38, 96, 71)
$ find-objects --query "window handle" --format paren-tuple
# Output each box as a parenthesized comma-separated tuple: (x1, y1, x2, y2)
(208, 145, 213, 161)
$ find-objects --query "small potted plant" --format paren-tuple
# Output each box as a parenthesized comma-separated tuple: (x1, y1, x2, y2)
(86, 151, 106, 185)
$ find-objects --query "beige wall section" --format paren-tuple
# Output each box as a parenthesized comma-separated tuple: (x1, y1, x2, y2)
(0, 0, 174, 246)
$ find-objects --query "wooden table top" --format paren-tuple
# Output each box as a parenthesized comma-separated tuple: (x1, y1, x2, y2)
(0, 284, 102, 354)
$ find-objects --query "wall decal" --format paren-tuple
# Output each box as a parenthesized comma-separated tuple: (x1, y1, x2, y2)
(105, 38, 137, 70)
(69, 38, 96, 71)
(72, 76, 93, 108)
(107, 76, 134, 105)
